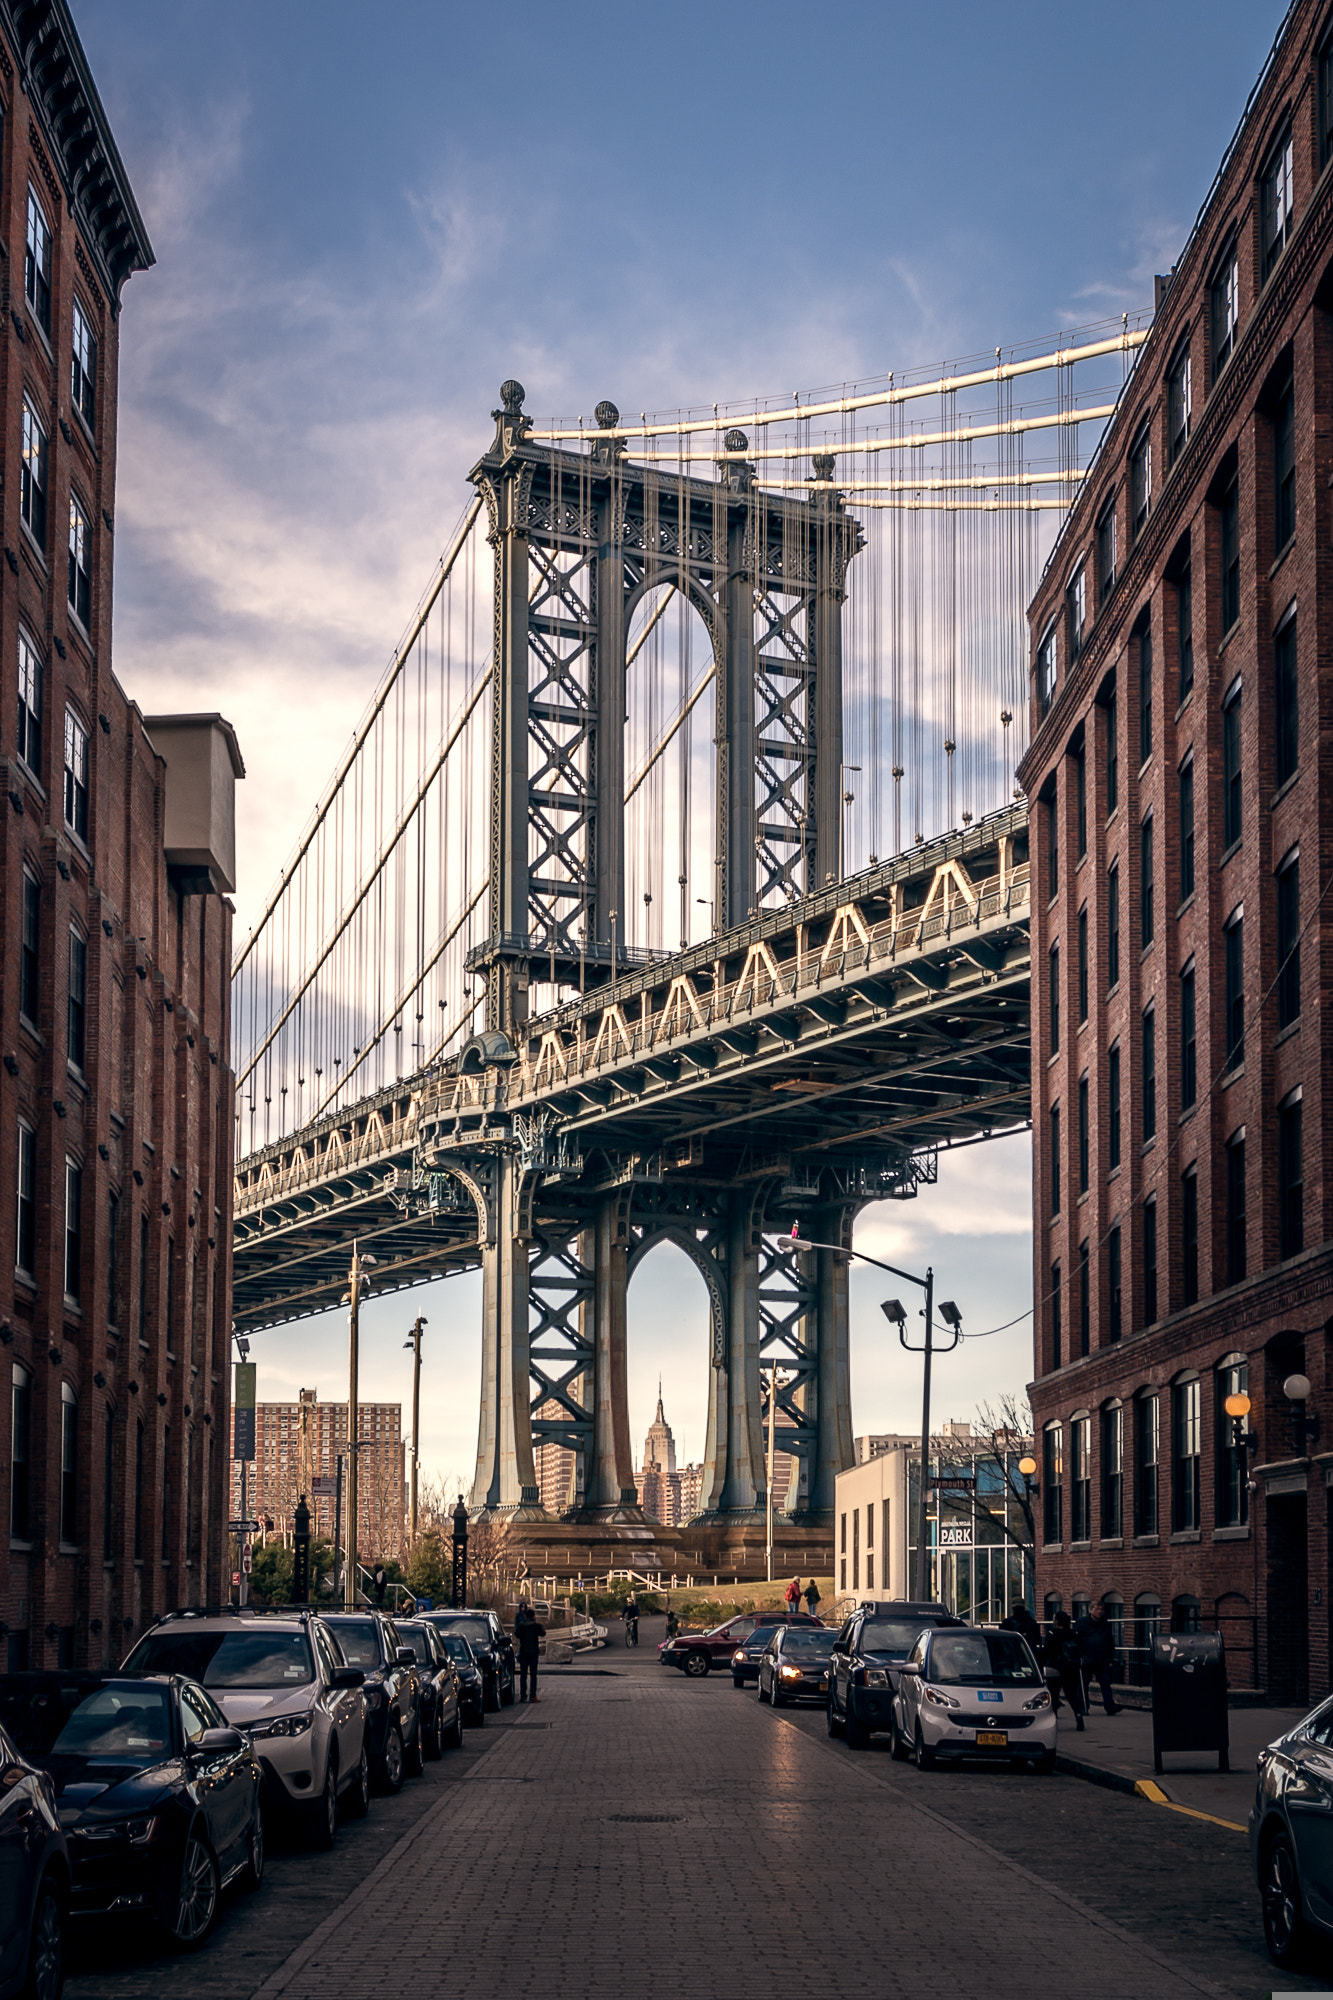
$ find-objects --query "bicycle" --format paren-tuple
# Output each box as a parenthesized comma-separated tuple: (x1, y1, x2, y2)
(623, 1617, 639, 1648)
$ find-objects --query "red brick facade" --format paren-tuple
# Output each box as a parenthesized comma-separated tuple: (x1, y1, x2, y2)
(1019, 0, 1333, 1704)
(0, 4, 237, 1668)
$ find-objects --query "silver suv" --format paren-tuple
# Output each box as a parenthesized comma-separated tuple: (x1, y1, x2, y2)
(122, 1608, 369, 1848)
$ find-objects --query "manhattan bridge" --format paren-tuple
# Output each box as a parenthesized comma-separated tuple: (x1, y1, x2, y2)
(229, 317, 1148, 1562)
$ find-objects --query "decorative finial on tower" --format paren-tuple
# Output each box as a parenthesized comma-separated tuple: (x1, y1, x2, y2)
(491, 379, 533, 454)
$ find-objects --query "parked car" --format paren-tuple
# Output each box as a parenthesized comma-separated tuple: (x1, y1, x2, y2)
(123, 1608, 368, 1846)
(731, 1616, 821, 1686)
(432, 1632, 486, 1726)
(757, 1625, 838, 1707)
(322, 1613, 422, 1793)
(0, 1672, 263, 1950)
(826, 1601, 961, 1748)
(1250, 1694, 1333, 1967)
(0, 1715, 68, 2000)
(662, 1612, 821, 1679)
(421, 1611, 515, 1710)
(395, 1621, 463, 1757)
(891, 1623, 1055, 1773)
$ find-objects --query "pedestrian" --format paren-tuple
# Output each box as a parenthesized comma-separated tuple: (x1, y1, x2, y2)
(514, 1597, 544, 1703)
(373, 1563, 387, 1608)
(1076, 1601, 1122, 1715)
(1004, 1601, 1042, 1659)
(1042, 1611, 1085, 1730)
(804, 1578, 822, 1619)
(785, 1576, 801, 1615)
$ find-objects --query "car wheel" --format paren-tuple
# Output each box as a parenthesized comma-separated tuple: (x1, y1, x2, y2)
(914, 1725, 937, 1772)
(501, 1672, 516, 1708)
(343, 1742, 371, 1818)
(485, 1672, 501, 1713)
(682, 1650, 710, 1679)
(826, 1695, 844, 1739)
(426, 1703, 444, 1760)
(845, 1712, 870, 1751)
(468, 1698, 485, 1729)
(447, 1707, 465, 1751)
(21, 1870, 64, 2000)
(1262, 1828, 1310, 1968)
(379, 1720, 405, 1794)
(889, 1717, 911, 1762)
(310, 1756, 339, 1849)
(405, 1713, 426, 1778)
(771, 1682, 787, 1709)
(162, 1827, 220, 1949)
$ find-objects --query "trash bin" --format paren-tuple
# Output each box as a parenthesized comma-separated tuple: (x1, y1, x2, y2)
(1150, 1631, 1229, 1773)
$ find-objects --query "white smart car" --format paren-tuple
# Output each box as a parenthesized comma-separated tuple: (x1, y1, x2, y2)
(891, 1623, 1056, 1773)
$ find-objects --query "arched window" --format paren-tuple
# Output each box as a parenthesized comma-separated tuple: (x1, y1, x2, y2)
(1102, 1592, 1126, 1660)
(1101, 1400, 1123, 1538)
(60, 1381, 78, 1547)
(1043, 1422, 1063, 1546)
(1215, 1354, 1249, 1529)
(1171, 1594, 1202, 1635)
(10, 1363, 32, 1542)
(1133, 1592, 1162, 1686)
(1172, 1373, 1202, 1532)
(1043, 1593, 1063, 1628)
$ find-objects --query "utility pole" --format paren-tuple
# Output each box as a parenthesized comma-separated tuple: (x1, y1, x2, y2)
(403, 1315, 426, 1547)
(764, 1364, 785, 1584)
(915, 1268, 935, 1604)
(342, 1242, 376, 1606)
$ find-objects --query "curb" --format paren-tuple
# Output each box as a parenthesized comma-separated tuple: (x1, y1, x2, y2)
(1055, 1750, 1139, 1795)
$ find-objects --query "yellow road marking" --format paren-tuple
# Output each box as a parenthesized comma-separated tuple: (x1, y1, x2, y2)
(1133, 1778, 1245, 1832)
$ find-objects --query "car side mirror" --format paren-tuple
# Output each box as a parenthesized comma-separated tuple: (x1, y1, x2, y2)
(831, 1641, 847, 1654)
(195, 1727, 245, 1755)
(898, 1663, 920, 1677)
(331, 1666, 365, 1690)
(395, 1647, 417, 1668)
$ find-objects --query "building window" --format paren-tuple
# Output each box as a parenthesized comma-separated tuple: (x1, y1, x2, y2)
(1142, 1007, 1156, 1143)
(68, 495, 92, 632)
(21, 401, 48, 549)
(1078, 1241, 1090, 1356)
(108, 1191, 120, 1329)
(1071, 1415, 1091, 1542)
(1077, 1078, 1089, 1195)
(1043, 1423, 1063, 1545)
(1137, 623, 1153, 765)
(1108, 1223, 1122, 1341)
(1140, 815, 1154, 949)
(67, 929, 87, 1072)
(1216, 1357, 1249, 1529)
(1179, 757, 1194, 901)
(1108, 1042, 1121, 1170)
(1074, 741, 1087, 858)
(1077, 909, 1088, 1023)
(64, 1159, 82, 1302)
(1180, 960, 1196, 1111)
(852, 1508, 859, 1590)
(134, 1420, 144, 1561)
(1037, 623, 1057, 717)
(1222, 683, 1242, 847)
(166, 1240, 176, 1355)
(1097, 499, 1117, 605)
(1210, 244, 1239, 379)
(1102, 1404, 1123, 1537)
(1130, 424, 1151, 538)
(24, 186, 51, 335)
(1135, 1394, 1159, 1537)
(1049, 945, 1059, 1056)
(1144, 1197, 1158, 1325)
(1261, 127, 1294, 280)
(1050, 1105, 1061, 1217)
(1183, 1167, 1199, 1306)
(1066, 566, 1087, 661)
(1225, 1130, 1246, 1284)
(17, 628, 42, 774)
(103, 1405, 116, 1563)
(1273, 365, 1295, 552)
(11, 1363, 32, 1541)
(60, 1383, 78, 1546)
(1177, 563, 1194, 700)
(1167, 338, 1191, 465)
(1107, 863, 1120, 989)
(1050, 1263, 1062, 1370)
(161, 1426, 172, 1562)
(71, 298, 97, 430)
(1279, 1091, 1303, 1261)
(16, 1124, 36, 1277)
(1274, 613, 1298, 788)
(139, 1213, 149, 1343)
(1224, 908, 1244, 1071)
(1172, 1595, 1202, 1636)
(1277, 848, 1300, 1030)
(1172, 1377, 1201, 1532)
(64, 709, 89, 843)
(1047, 786, 1059, 899)
(20, 872, 40, 1025)
(1105, 686, 1118, 814)
(1220, 475, 1240, 634)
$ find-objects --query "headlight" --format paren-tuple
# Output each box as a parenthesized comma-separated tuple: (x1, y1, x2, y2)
(779, 1665, 802, 1679)
(865, 1669, 889, 1688)
(732, 1650, 746, 1663)
(1023, 1689, 1052, 1711)
(79, 1815, 159, 1845)
(253, 1711, 314, 1738)
(923, 1685, 961, 1709)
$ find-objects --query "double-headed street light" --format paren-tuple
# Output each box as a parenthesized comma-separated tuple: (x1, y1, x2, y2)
(403, 1315, 427, 1546)
(339, 1244, 377, 1606)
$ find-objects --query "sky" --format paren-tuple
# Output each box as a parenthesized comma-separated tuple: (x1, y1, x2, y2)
(75, 0, 1286, 1485)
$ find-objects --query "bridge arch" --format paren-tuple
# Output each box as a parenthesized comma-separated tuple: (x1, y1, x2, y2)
(623, 581, 717, 958)
(627, 1225, 726, 1520)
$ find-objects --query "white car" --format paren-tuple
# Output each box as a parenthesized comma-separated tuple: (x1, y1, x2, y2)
(891, 1623, 1056, 1773)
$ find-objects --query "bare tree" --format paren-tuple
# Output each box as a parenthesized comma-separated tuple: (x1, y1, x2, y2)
(932, 1392, 1036, 1556)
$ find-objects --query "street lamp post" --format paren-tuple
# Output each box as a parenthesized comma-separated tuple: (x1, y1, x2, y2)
(340, 1243, 376, 1607)
(764, 1362, 789, 1584)
(451, 1495, 469, 1609)
(403, 1315, 426, 1547)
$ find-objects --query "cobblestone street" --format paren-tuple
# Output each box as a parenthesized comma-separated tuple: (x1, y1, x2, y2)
(60, 1649, 1333, 1999)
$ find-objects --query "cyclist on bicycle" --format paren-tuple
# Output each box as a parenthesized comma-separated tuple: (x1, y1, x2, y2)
(623, 1592, 640, 1646)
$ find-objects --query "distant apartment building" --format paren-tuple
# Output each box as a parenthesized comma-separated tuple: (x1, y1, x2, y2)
(230, 1390, 406, 1561)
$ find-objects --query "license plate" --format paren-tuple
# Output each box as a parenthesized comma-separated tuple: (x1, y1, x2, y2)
(818, 1679, 828, 1692)
(976, 1730, 1008, 1747)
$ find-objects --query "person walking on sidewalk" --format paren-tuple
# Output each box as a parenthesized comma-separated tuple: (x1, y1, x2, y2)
(785, 1576, 802, 1615)
(1042, 1612, 1086, 1730)
(1076, 1601, 1123, 1714)
(804, 1579, 822, 1619)
(514, 1598, 544, 1703)
(1004, 1601, 1042, 1661)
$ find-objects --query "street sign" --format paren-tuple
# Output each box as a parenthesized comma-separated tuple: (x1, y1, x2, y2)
(311, 1476, 336, 1497)
(241, 1544, 253, 1575)
(938, 1523, 973, 1548)
(229, 1520, 260, 1534)
(930, 1474, 976, 1489)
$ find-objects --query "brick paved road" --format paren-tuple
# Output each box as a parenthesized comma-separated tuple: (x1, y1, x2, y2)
(63, 1662, 1333, 1998)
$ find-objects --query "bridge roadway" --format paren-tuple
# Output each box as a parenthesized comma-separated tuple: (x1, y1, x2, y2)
(232, 806, 1032, 1535)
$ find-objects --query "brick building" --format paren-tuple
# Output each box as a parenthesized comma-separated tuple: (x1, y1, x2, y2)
(1020, 0, 1333, 1701)
(229, 1391, 406, 1562)
(1, 2, 241, 1669)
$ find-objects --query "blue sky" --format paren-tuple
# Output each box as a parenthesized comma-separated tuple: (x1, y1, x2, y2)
(77, 0, 1285, 1484)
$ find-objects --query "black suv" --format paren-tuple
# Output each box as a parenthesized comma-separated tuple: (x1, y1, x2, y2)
(323, 1612, 423, 1792)
(827, 1600, 962, 1749)
(423, 1610, 515, 1710)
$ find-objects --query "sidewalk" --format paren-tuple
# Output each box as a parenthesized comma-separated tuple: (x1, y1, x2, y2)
(1055, 1698, 1307, 1828)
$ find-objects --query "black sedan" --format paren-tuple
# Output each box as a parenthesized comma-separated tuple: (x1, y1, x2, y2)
(322, 1614, 423, 1793)
(0, 1716, 68, 2000)
(1251, 1694, 1333, 1967)
(731, 1628, 781, 1688)
(422, 1611, 515, 1710)
(758, 1626, 837, 1707)
(431, 1632, 485, 1726)
(827, 1601, 962, 1748)
(395, 1622, 463, 1757)
(0, 1672, 263, 1951)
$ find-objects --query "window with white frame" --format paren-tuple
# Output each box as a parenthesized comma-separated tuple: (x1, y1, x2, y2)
(64, 1157, 82, 1302)
(63, 707, 88, 842)
(1210, 244, 1239, 380)
(17, 627, 42, 773)
(60, 1381, 78, 1546)
(68, 494, 91, 631)
(21, 401, 48, 548)
(25, 185, 51, 334)
(71, 297, 97, 429)
(1066, 565, 1087, 660)
(16, 1123, 36, 1277)
(1261, 127, 1294, 280)
(1037, 623, 1058, 716)
(1167, 338, 1191, 465)
(1130, 424, 1152, 538)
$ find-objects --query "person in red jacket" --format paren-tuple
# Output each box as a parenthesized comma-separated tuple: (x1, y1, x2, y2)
(784, 1576, 801, 1614)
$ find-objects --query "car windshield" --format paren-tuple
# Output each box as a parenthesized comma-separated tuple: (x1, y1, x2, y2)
(52, 1686, 173, 1763)
(779, 1629, 833, 1653)
(431, 1615, 490, 1644)
(927, 1632, 1039, 1687)
(398, 1629, 434, 1665)
(859, 1618, 936, 1657)
(325, 1620, 384, 1668)
(436, 1635, 475, 1666)
(125, 1628, 314, 1688)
